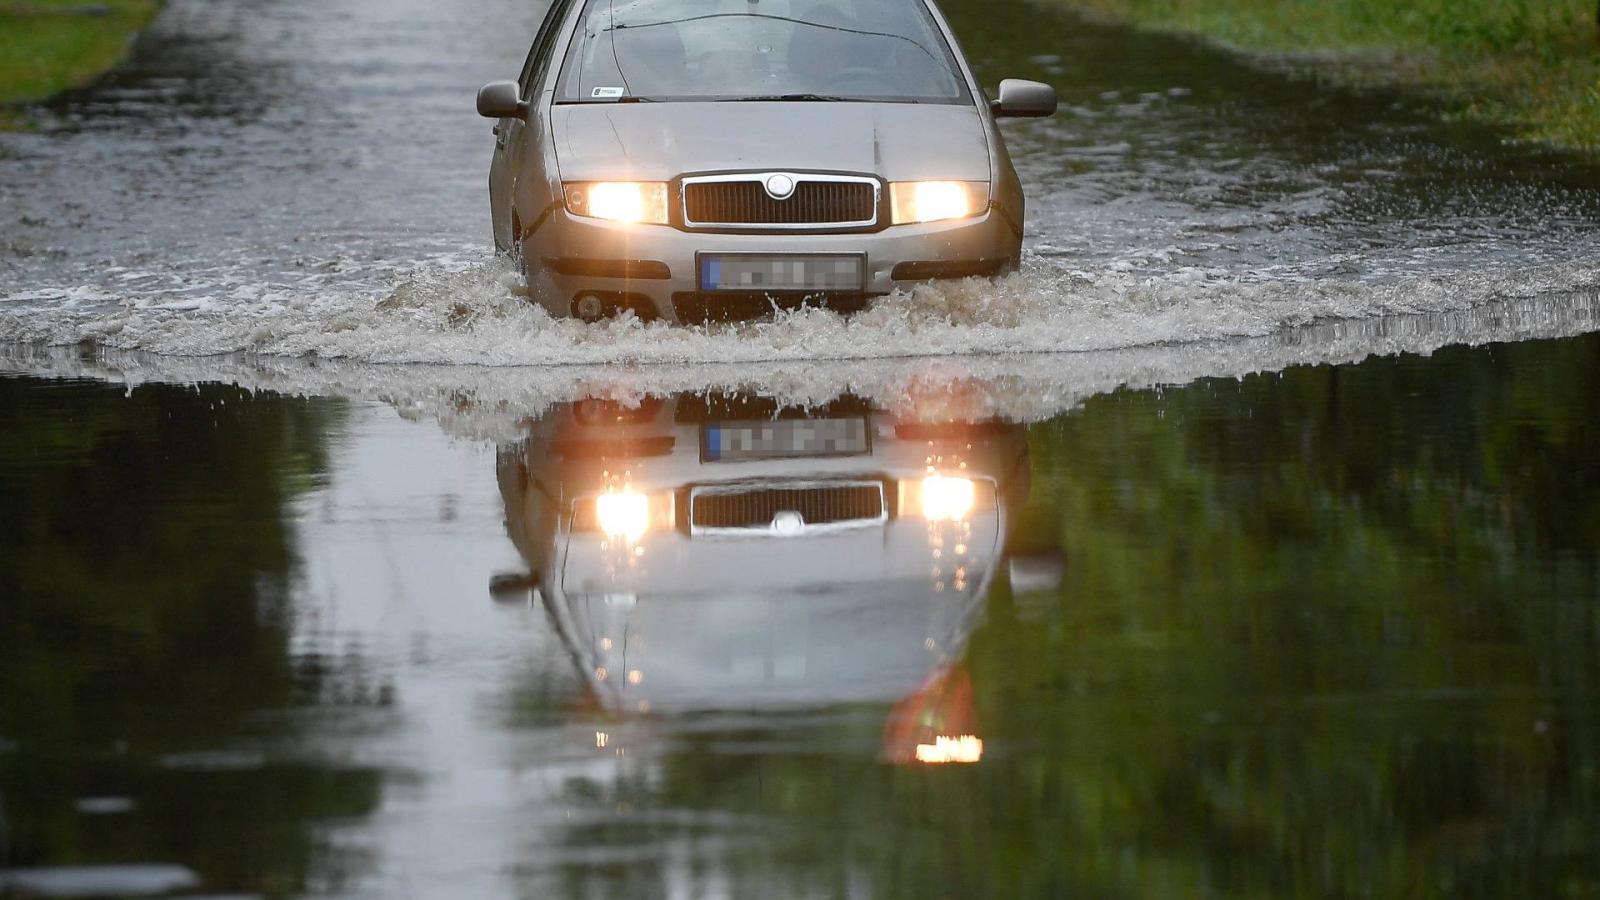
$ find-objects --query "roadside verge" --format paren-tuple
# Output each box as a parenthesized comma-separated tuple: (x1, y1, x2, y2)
(0, 0, 162, 116)
(1053, 0, 1600, 153)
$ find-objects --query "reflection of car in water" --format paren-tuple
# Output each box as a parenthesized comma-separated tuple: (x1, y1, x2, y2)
(496, 389, 1034, 762)
(476, 0, 1057, 323)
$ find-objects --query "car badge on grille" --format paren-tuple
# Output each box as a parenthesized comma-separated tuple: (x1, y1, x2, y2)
(763, 173, 797, 200)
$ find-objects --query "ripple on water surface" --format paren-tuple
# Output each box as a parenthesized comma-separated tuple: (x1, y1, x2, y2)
(3, 255, 1600, 370)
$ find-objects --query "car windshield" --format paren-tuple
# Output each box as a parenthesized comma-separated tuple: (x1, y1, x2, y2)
(555, 0, 970, 104)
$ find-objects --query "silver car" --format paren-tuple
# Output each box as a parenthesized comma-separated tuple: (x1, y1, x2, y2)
(476, 0, 1056, 323)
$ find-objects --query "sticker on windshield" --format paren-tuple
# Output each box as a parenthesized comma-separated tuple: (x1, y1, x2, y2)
(591, 86, 626, 99)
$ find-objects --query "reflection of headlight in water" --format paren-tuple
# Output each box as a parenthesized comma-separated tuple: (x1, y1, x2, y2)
(597, 492, 649, 542)
(915, 734, 984, 764)
(921, 476, 976, 521)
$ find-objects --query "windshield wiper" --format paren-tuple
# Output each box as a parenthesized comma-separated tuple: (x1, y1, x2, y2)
(721, 93, 860, 102)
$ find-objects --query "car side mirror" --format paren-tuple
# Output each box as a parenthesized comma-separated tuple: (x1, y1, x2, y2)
(477, 81, 527, 119)
(489, 570, 538, 604)
(1009, 551, 1066, 595)
(990, 79, 1057, 118)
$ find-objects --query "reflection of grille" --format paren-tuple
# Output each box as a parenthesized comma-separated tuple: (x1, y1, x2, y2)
(672, 291, 877, 323)
(691, 484, 885, 530)
(684, 180, 876, 228)
(675, 392, 875, 423)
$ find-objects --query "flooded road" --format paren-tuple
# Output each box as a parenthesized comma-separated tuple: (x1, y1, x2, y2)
(4, 0, 1600, 895)
(2, 0, 1600, 362)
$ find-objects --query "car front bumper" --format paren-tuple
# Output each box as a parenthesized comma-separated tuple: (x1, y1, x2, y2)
(523, 208, 1022, 323)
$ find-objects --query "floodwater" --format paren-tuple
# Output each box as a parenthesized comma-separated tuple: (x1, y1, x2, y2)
(3, 0, 1600, 360)
(5, 339, 1600, 898)
(3, 0, 1600, 895)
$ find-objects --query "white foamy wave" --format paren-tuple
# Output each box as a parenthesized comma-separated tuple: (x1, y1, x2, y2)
(6, 293, 1597, 443)
(2, 256, 1597, 367)
(0, 285, 121, 307)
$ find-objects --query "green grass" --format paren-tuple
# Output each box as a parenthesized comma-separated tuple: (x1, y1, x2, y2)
(0, 0, 161, 107)
(1059, 0, 1600, 151)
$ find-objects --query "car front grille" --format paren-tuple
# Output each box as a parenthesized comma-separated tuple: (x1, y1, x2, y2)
(683, 178, 877, 229)
(690, 483, 886, 532)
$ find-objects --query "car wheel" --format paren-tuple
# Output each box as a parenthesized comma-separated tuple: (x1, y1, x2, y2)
(518, 246, 535, 295)
(508, 215, 533, 290)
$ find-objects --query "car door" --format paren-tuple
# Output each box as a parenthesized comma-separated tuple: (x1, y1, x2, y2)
(491, 0, 572, 253)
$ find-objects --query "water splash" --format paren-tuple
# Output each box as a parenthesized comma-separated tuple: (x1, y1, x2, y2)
(7, 290, 1596, 443)
(3, 255, 1597, 370)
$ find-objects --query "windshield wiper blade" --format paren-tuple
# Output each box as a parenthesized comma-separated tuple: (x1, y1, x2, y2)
(723, 93, 859, 102)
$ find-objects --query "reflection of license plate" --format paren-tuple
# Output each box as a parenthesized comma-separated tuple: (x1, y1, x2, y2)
(699, 254, 865, 293)
(703, 419, 870, 461)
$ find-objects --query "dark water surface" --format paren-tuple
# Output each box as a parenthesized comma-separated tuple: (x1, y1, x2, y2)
(4, 332, 1600, 898)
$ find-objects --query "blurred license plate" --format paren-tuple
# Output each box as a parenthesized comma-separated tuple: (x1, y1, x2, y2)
(703, 419, 870, 461)
(699, 254, 865, 292)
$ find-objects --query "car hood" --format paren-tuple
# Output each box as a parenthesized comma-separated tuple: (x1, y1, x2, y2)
(565, 579, 989, 713)
(550, 102, 992, 182)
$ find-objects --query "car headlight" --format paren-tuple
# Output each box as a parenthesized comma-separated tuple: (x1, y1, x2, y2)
(564, 182, 670, 225)
(889, 181, 990, 225)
